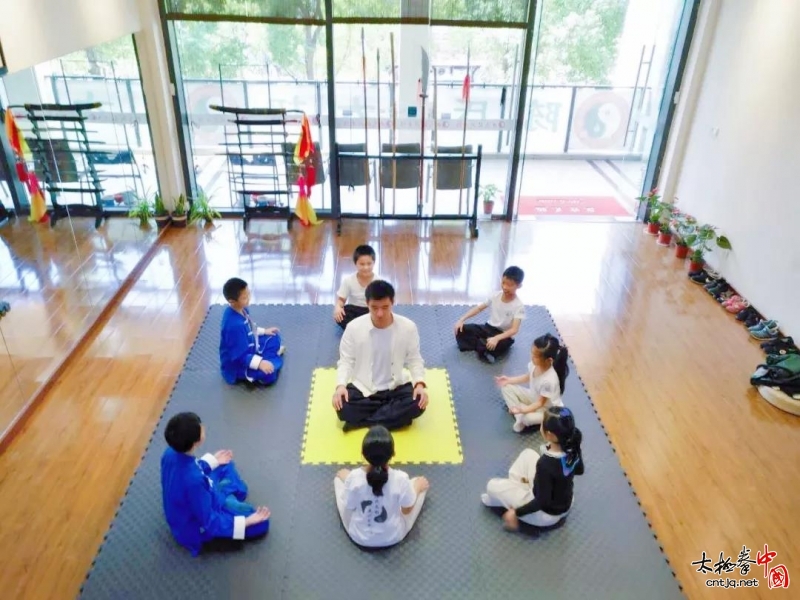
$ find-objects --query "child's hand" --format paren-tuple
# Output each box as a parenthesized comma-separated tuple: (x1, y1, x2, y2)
(509, 406, 522, 415)
(333, 306, 345, 322)
(414, 476, 430, 493)
(502, 509, 519, 531)
(494, 375, 510, 387)
(453, 320, 464, 335)
(486, 336, 500, 350)
(259, 360, 275, 374)
(263, 327, 279, 336)
(214, 450, 233, 465)
(245, 506, 271, 526)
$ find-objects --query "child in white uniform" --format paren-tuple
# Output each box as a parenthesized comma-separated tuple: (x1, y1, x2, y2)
(334, 426, 430, 548)
(334, 244, 379, 330)
(454, 266, 526, 363)
(495, 333, 569, 432)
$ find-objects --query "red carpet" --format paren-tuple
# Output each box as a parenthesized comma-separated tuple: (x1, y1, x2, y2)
(517, 195, 631, 217)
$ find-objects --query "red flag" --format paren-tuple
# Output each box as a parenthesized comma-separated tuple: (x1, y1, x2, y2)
(462, 73, 471, 103)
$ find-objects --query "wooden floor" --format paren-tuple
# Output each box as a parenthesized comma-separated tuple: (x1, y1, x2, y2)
(0, 217, 158, 435)
(0, 217, 797, 600)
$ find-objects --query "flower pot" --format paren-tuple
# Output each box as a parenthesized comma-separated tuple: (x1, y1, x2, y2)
(483, 200, 494, 215)
(155, 214, 171, 230)
(657, 232, 672, 246)
(646, 222, 659, 235)
(688, 259, 704, 272)
(675, 244, 689, 259)
(171, 214, 187, 228)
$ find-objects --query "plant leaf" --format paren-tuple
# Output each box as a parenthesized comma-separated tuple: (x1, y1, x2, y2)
(716, 236, 732, 250)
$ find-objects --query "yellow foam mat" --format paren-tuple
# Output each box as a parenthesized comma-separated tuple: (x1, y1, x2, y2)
(302, 368, 462, 465)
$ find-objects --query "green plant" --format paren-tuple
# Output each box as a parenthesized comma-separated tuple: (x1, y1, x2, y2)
(683, 224, 732, 263)
(189, 191, 221, 224)
(153, 193, 168, 217)
(128, 197, 152, 226)
(172, 194, 187, 217)
(480, 184, 500, 204)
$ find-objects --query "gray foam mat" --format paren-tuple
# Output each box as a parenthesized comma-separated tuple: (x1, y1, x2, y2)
(80, 305, 684, 600)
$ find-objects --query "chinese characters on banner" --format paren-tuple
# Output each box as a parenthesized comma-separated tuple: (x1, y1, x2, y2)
(691, 544, 790, 590)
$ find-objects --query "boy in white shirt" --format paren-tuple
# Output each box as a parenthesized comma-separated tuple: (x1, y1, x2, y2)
(334, 244, 379, 330)
(332, 280, 429, 431)
(454, 266, 525, 363)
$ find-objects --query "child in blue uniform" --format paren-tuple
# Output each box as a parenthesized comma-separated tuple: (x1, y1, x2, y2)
(160, 412, 271, 556)
(219, 277, 285, 385)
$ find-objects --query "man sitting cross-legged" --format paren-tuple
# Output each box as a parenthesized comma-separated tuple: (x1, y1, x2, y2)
(332, 280, 429, 431)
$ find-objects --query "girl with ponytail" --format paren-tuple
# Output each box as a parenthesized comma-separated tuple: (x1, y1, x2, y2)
(482, 406, 584, 530)
(495, 333, 570, 433)
(334, 426, 430, 548)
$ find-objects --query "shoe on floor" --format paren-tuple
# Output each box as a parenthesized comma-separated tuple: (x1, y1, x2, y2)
(277, 345, 286, 356)
(749, 319, 777, 332)
(751, 325, 780, 341)
(481, 493, 492, 506)
(736, 307, 757, 322)
(512, 420, 526, 433)
(761, 336, 794, 349)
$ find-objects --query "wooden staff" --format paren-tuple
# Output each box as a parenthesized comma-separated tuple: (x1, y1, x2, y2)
(432, 66, 439, 214)
(361, 28, 370, 212)
(376, 49, 383, 217)
(419, 48, 430, 214)
(458, 47, 471, 214)
(390, 33, 398, 213)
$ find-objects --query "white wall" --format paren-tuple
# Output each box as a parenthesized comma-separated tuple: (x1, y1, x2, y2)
(665, 0, 800, 339)
(0, 0, 141, 73)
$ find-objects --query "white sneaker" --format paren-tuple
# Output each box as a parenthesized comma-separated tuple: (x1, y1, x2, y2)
(512, 420, 526, 433)
(278, 345, 286, 356)
(481, 493, 491, 506)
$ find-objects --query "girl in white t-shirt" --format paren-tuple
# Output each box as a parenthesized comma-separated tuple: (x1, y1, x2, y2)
(334, 244, 379, 330)
(334, 426, 430, 548)
(494, 333, 569, 433)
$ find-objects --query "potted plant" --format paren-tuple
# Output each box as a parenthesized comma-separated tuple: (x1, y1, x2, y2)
(154, 192, 170, 230)
(636, 188, 662, 235)
(189, 191, 221, 226)
(128, 196, 152, 228)
(480, 184, 499, 215)
(171, 194, 188, 228)
(657, 221, 673, 246)
(683, 224, 732, 272)
(671, 211, 696, 259)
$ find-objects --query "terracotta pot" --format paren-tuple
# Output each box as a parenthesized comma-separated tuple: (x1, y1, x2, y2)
(483, 201, 494, 215)
(675, 244, 689, 259)
(657, 232, 672, 246)
(646, 222, 659, 235)
(689, 259, 704, 272)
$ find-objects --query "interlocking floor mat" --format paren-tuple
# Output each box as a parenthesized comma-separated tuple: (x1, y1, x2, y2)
(80, 305, 684, 600)
(302, 367, 462, 465)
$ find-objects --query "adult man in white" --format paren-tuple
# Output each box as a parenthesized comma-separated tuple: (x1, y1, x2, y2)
(332, 280, 429, 431)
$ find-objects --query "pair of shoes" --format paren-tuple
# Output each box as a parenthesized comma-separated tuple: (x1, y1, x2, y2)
(736, 306, 759, 322)
(749, 320, 779, 341)
(703, 277, 726, 291)
(690, 270, 718, 285)
(722, 295, 749, 313)
(761, 337, 798, 355)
